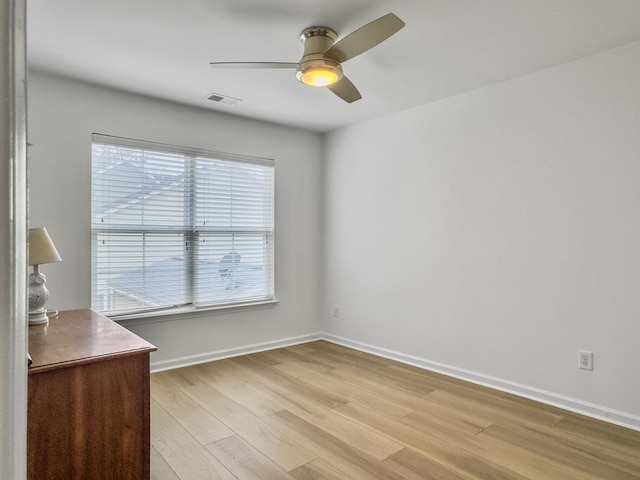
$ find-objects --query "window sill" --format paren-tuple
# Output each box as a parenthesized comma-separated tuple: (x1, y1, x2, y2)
(108, 299, 279, 327)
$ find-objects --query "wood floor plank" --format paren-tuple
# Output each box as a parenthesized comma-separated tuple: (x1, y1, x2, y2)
(151, 341, 640, 480)
(382, 447, 474, 480)
(426, 388, 564, 428)
(304, 347, 435, 395)
(258, 348, 331, 371)
(151, 446, 179, 480)
(303, 342, 407, 374)
(481, 422, 640, 479)
(381, 362, 568, 427)
(400, 407, 487, 436)
(329, 364, 428, 406)
(404, 396, 493, 434)
(151, 400, 237, 480)
(189, 361, 283, 417)
(242, 350, 282, 366)
(299, 348, 361, 370)
(332, 401, 498, 477)
(230, 355, 349, 409)
(289, 458, 357, 480)
(310, 341, 394, 369)
(274, 359, 415, 419)
(246, 372, 404, 460)
(284, 343, 317, 355)
(557, 413, 640, 451)
(206, 434, 295, 480)
(333, 399, 588, 480)
(501, 413, 640, 474)
(471, 427, 625, 480)
(151, 372, 234, 445)
(386, 361, 564, 414)
(169, 370, 318, 472)
(262, 410, 408, 480)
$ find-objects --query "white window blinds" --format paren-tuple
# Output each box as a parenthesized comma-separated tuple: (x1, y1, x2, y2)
(91, 134, 275, 317)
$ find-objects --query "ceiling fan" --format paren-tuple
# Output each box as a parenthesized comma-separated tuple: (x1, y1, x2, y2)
(209, 13, 405, 103)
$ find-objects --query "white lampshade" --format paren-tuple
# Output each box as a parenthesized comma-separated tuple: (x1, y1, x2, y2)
(28, 227, 62, 266)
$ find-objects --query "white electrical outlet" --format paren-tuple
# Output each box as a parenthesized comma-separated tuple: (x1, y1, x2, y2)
(333, 305, 340, 318)
(579, 350, 593, 371)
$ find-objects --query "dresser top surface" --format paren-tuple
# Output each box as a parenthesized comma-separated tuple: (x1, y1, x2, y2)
(28, 308, 156, 372)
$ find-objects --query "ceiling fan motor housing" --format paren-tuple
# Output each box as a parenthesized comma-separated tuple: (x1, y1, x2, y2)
(296, 26, 344, 86)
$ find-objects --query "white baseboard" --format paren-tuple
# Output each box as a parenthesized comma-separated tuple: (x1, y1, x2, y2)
(322, 333, 640, 433)
(150, 332, 323, 373)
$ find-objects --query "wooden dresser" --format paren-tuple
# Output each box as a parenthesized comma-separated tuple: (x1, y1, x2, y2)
(27, 309, 157, 480)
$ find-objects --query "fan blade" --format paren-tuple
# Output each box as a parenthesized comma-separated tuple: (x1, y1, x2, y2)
(324, 13, 405, 64)
(328, 76, 362, 103)
(210, 62, 297, 69)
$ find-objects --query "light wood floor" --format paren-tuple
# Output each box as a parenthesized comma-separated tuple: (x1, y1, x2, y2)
(150, 340, 640, 479)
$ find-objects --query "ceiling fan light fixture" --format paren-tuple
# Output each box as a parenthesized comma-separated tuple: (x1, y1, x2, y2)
(296, 58, 343, 87)
(298, 66, 341, 87)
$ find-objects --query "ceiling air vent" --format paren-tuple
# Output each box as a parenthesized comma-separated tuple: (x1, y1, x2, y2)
(205, 92, 242, 106)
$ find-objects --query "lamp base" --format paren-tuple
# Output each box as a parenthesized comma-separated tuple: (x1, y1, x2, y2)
(29, 309, 49, 325)
(29, 267, 50, 325)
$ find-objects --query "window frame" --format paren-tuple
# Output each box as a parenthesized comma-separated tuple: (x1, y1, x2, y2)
(90, 134, 276, 320)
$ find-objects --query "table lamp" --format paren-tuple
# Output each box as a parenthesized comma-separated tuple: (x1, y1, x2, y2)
(28, 227, 62, 325)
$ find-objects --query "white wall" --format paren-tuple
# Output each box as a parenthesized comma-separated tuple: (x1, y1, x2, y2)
(324, 41, 640, 424)
(27, 71, 324, 367)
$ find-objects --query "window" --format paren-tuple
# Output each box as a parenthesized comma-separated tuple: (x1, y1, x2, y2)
(91, 134, 275, 318)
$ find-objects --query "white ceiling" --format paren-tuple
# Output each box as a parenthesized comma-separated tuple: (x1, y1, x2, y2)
(27, 0, 640, 132)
